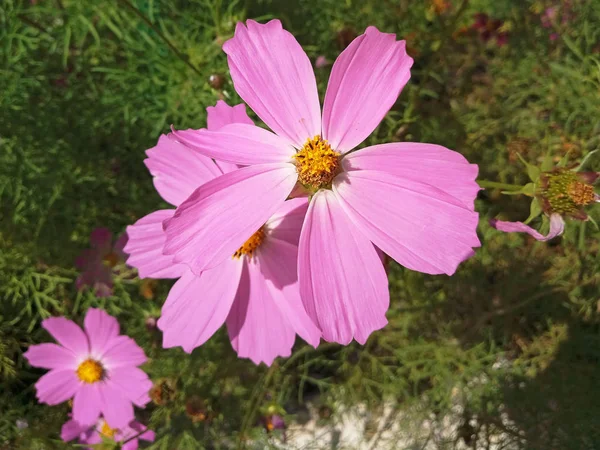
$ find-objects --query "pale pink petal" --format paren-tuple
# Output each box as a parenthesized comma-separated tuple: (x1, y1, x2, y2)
(333, 170, 480, 276)
(124, 210, 185, 279)
(223, 19, 321, 147)
(90, 228, 112, 252)
(99, 384, 134, 429)
(171, 124, 295, 165)
(42, 317, 89, 356)
(158, 260, 243, 353)
(72, 384, 102, 426)
(264, 197, 309, 246)
(322, 27, 413, 153)
(343, 143, 480, 210)
(106, 367, 152, 407)
(60, 419, 86, 442)
(207, 100, 254, 131)
(102, 335, 147, 368)
(144, 134, 221, 206)
(35, 369, 79, 405)
(490, 213, 565, 241)
(163, 163, 298, 273)
(258, 238, 321, 347)
(84, 308, 120, 358)
(226, 261, 295, 366)
(24, 343, 76, 370)
(298, 190, 389, 345)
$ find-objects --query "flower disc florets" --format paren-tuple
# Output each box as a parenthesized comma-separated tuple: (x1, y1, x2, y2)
(539, 169, 597, 219)
(293, 136, 341, 189)
(233, 227, 265, 259)
(76, 359, 104, 383)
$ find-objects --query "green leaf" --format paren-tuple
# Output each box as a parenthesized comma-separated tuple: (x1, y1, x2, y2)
(541, 152, 554, 172)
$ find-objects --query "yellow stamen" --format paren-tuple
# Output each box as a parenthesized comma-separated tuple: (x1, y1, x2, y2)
(76, 359, 104, 383)
(100, 421, 117, 438)
(266, 420, 275, 432)
(567, 181, 595, 206)
(293, 136, 340, 189)
(233, 227, 265, 259)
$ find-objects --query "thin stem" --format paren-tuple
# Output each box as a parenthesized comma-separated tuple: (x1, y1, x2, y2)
(477, 180, 524, 190)
(116, 0, 203, 78)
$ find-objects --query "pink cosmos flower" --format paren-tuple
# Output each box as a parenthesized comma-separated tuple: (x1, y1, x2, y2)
(61, 416, 155, 450)
(491, 170, 599, 241)
(23, 308, 152, 428)
(76, 228, 127, 297)
(315, 55, 329, 68)
(169, 20, 480, 345)
(124, 100, 320, 365)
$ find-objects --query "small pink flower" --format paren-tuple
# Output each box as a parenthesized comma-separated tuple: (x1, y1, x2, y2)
(61, 416, 155, 450)
(124, 100, 320, 365)
(76, 228, 127, 297)
(24, 308, 152, 428)
(315, 55, 329, 68)
(169, 20, 480, 344)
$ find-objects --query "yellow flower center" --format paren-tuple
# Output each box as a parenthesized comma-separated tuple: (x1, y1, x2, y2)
(76, 359, 104, 383)
(100, 421, 117, 438)
(102, 251, 119, 267)
(293, 136, 341, 189)
(233, 227, 265, 259)
(567, 180, 595, 206)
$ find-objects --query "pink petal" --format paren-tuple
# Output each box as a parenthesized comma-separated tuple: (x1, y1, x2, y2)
(102, 335, 147, 369)
(343, 143, 480, 210)
(42, 317, 89, 356)
(60, 419, 86, 442)
(113, 232, 128, 261)
(333, 170, 480, 275)
(122, 441, 140, 450)
(24, 343, 76, 370)
(144, 134, 221, 206)
(298, 190, 389, 345)
(90, 227, 112, 252)
(223, 19, 321, 148)
(171, 124, 295, 165)
(206, 100, 254, 131)
(226, 261, 296, 366)
(158, 260, 243, 353)
(128, 421, 155, 442)
(258, 238, 321, 347)
(106, 367, 152, 407)
(72, 384, 102, 426)
(124, 210, 185, 279)
(214, 159, 239, 175)
(322, 27, 413, 153)
(163, 163, 297, 273)
(99, 384, 135, 429)
(35, 369, 79, 405)
(84, 308, 121, 358)
(264, 197, 309, 246)
(490, 213, 565, 241)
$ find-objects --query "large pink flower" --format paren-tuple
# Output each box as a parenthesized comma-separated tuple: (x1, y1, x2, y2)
(169, 20, 480, 345)
(23, 308, 152, 428)
(61, 416, 155, 450)
(124, 100, 320, 365)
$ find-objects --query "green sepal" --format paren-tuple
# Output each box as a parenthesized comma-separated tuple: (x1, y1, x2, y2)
(516, 153, 540, 182)
(524, 198, 543, 224)
(557, 151, 571, 168)
(502, 182, 536, 197)
(541, 152, 554, 172)
(588, 214, 599, 231)
(575, 149, 598, 172)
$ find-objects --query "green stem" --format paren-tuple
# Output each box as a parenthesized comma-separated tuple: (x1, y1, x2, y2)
(116, 0, 203, 78)
(477, 180, 524, 190)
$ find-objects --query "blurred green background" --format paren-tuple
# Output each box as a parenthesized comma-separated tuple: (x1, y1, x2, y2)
(1, 0, 600, 448)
